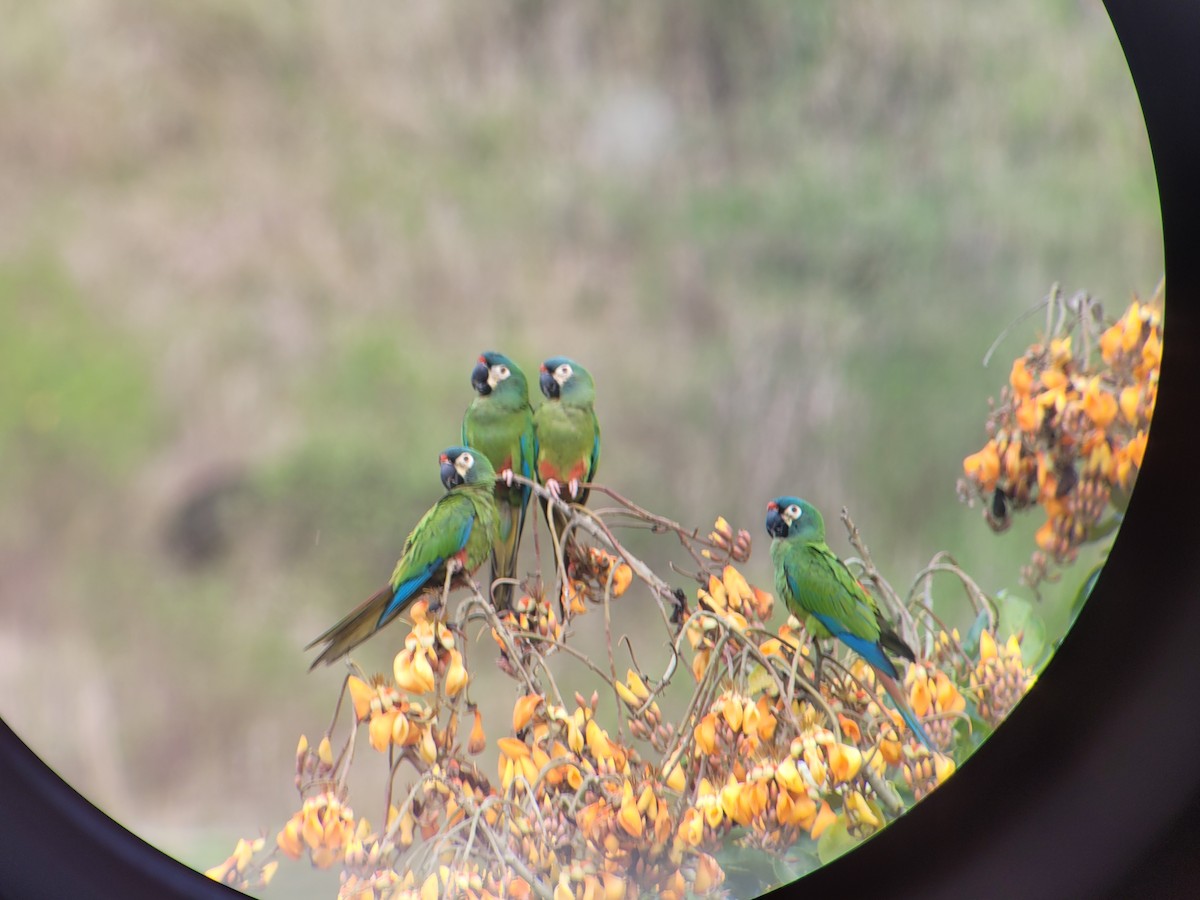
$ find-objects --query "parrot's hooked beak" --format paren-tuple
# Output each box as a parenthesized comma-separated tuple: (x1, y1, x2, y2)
(539, 366, 559, 400)
(471, 359, 491, 395)
(765, 502, 788, 539)
(440, 453, 463, 490)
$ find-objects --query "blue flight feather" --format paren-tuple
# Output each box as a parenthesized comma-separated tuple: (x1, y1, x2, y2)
(810, 613, 901, 679)
(378, 517, 474, 624)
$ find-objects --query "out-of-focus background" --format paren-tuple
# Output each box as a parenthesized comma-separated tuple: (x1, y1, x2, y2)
(0, 1, 1160, 895)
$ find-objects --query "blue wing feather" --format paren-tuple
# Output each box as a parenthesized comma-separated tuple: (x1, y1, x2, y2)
(379, 516, 474, 625)
(810, 613, 900, 678)
(381, 559, 442, 625)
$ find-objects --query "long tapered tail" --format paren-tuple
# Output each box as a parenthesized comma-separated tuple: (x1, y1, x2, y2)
(490, 499, 524, 610)
(306, 583, 396, 670)
(873, 665, 934, 750)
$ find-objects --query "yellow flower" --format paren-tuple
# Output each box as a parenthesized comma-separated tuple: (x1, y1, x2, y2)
(610, 563, 633, 597)
(615, 680, 640, 708)
(1119, 385, 1141, 424)
(698, 577, 727, 612)
(979, 630, 997, 661)
(678, 808, 704, 847)
(721, 695, 744, 734)
(1049, 336, 1072, 367)
(846, 790, 880, 828)
(277, 815, 304, 859)
(694, 714, 718, 756)
(935, 671, 966, 714)
(626, 669, 651, 700)
(601, 872, 627, 900)
(692, 853, 724, 894)
(1127, 430, 1148, 468)
(1010, 357, 1034, 397)
(393, 648, 436, 694)
(586, 718, 613, 760)
(963, 441, 1001, 490)
(908, 671, 932, 719)
(722, 565, 754, 610)
(618, 786, 644, 838)
(347, 676, 376, 721)
(935, 753, 956, 784)
(1034, 519, 1057, 553)
(1040, 367, 1068, 391)
(1015, 397, 1039, 434)
(837, 713, 862, 744)
(498, 736, 531, 759)
(444, 649, 468, 698)
(1141, 328, 1162, 375)
(1080, 378, 1117, 428)
(828, 742, 862, 784)
(391, 711, 411, 746)
(1099, 321, 1124, 364)
(369, 709, 397, 752)
(719, 777, 745, 824)
(809, 800, 837, 839)
(512, 693, 543, 732)
(664, 759, 687, 792)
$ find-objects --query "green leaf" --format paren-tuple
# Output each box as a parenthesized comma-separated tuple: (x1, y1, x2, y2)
(960, 608, 991, 659)
(713, 839, 775, 896)
(816, 816, 861, 864)
(772, 847, 818, 885)
(993, 590, 1047, 668)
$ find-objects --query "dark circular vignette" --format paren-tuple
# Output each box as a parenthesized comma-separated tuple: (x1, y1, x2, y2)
(0, 2, 1196, 899)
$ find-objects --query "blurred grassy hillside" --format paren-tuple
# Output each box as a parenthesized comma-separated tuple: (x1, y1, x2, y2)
(0, 0, 1159, 892)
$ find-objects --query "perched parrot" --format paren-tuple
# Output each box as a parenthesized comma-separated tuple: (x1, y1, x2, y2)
(532, 356, 600, 546)
(766, 496, 933, 749)
(306, 447, 498, 669)
(462, 351, 536, 609)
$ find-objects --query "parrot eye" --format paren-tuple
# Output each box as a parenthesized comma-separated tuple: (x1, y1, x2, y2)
(787, 505, 802, 520)
(459, 452, 474, 468)
(496, 365, 510, 379)
(557, 363, 572, 379)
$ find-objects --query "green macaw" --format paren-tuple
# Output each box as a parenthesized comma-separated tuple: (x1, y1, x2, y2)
(462, 351, 536, 609)
(306, 447, 497, 669)
(766, 496, 933, 749)
(532, 356, 600, 546)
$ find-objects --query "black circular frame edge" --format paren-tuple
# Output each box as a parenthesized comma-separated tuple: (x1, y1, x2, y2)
(1, 2, 1197, 898)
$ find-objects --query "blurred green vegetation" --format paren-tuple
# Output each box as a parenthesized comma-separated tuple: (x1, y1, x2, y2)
(0, 1, 1159, 894)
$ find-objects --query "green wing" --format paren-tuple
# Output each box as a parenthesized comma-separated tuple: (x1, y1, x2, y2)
(388, 492, 478, 597)
(306, 487, 490, 669)
(462, 401, 530, 607)
(587, 406, 600, 482)
(779, 539, 881, 644)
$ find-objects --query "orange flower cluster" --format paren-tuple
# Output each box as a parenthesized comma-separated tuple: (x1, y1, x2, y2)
(277, 791, 360, 869)
(700, 515, 752, 563)
(903, 662, 967, 752)
(673, 545, 963, 866)
(566, 546, 634, 611)
(203, 836, 278, 891)
(483, 690, 730, 899)
(687, 565, 774, 681)
(959, 291, 1160, 588)
(970, 630, 1036, 728)
(209, 503, 1036, 897)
